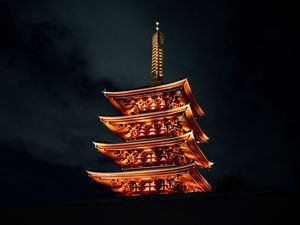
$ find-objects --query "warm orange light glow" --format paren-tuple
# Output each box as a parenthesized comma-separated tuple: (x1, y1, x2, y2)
(99, 105, 209, 143)
(93, 132, 213, 169)
(87, 22, 212, 196)
(103, 79, 205, 117)
(87, 163, 211, 196)
(89, 94, 212, 195)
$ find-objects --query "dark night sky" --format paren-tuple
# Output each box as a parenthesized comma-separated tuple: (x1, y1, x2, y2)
(0, 0, 298, 202)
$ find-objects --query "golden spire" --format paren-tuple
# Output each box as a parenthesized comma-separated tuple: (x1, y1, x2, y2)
(151, 21, 164, 83)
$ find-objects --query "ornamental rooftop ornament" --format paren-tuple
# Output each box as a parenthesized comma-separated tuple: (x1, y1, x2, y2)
(86, 22, 213, 196)
(151, 21, 164, 84)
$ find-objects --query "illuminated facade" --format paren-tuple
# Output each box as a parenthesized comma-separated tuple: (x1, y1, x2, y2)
(87, 22, 213, 195)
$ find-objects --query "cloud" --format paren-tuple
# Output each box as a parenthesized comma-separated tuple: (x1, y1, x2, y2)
(0, 4, 121, 169)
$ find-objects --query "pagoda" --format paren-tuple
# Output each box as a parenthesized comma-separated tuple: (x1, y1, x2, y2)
(87, 22, 213, 196)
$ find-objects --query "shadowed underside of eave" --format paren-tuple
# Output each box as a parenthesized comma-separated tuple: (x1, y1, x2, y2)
(87, 163, 212, 195)
(93, 132, 213, 169)
(103, 78, 205, 118)
(99, 104, 209, 143)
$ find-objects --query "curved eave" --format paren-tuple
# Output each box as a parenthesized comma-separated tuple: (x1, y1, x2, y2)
(94, 131, 213, 168)
(186, 132, 213, 168)
(87, 163, 211, 192)
(93, 132, 191, 150)
(87, 163, 195, 179)
(99, 104, 209, 143)
(100, 104, 189, 123)
(189, 167, 212, 192)
(103, 79, 187, 97)
(184, 105, 209, 143)
(182, 79, 205, 118)
(103, 78, 204, 118)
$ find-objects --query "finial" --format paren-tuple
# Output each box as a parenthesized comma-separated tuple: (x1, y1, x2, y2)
(151, 21, 164, 84)
(156, 21, 160, 31)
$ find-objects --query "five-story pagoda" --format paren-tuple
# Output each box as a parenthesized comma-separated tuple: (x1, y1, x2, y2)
(87, 22, 213, 196)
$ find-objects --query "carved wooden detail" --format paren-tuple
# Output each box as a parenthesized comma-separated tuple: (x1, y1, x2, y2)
(89, 76, 212, 195)
(103, 78, 205, 118)
(112, 145, 191, 168)
(94, 132, 213, 169)
(93, 172, 203, 196)
(109, 117, 188, 141)
(114, 90, 185, 115)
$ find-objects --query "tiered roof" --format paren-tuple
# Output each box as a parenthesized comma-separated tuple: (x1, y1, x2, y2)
(87, 22, 212, 196)
(94, 132, 213, 169)
(103, 78, 204, 117)
(99, 104, 208, 143)
(87, 163, 211, 196)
